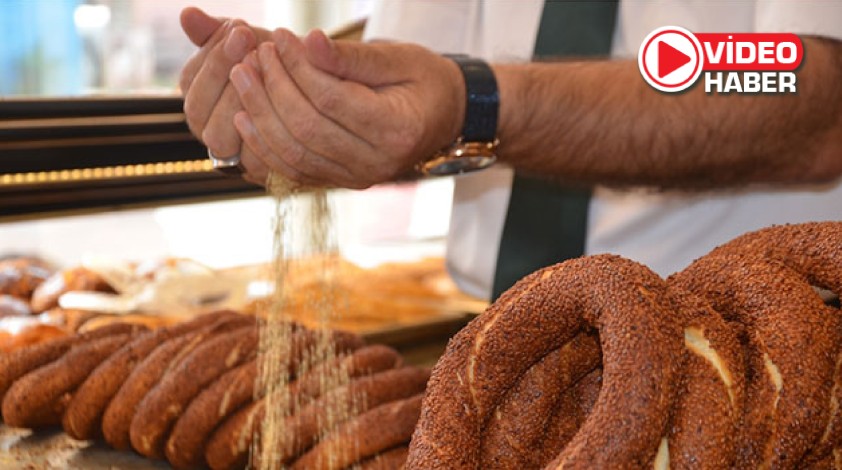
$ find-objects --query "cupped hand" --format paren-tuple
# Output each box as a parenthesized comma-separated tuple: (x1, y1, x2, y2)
(228, 29, 465, 189)
(179, 7, 270, 160)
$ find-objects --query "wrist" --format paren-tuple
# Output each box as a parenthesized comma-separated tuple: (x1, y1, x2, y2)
(419, 55, 499, 175)
(490, 63, 519, 163)
(443, 56, 466, 148)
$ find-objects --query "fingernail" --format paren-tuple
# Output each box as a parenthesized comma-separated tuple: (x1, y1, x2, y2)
(224, 29, 249, 61)
(230, 66, 251, 93)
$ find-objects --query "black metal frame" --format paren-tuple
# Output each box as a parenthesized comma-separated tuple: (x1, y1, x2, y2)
(0, 97, 262, 218)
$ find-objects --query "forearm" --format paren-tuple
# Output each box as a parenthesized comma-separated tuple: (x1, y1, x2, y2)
(494, 37, 842, 188)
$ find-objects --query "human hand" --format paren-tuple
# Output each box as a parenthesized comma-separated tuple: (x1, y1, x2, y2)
(228, 29, 466, 189)
(179, 7, 270, 160)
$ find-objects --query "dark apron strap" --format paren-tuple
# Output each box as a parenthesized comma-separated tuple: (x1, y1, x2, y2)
(491, 0, 619, 300)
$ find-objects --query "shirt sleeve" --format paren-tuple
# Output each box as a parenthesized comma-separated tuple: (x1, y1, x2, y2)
(362, 0, 471, 53)
(755, 0, 842, 40)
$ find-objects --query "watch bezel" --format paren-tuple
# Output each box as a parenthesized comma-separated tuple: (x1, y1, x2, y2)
(418, 138, 498, 176)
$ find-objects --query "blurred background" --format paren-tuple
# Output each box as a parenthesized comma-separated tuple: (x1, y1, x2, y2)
(0, 0, 374, 96)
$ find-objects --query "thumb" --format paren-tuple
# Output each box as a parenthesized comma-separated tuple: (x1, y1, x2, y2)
(299, 29, 415, 87)
(180, 7, 224, 46)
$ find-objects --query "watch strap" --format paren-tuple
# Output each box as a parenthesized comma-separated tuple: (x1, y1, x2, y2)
(446, 55, 499, 142)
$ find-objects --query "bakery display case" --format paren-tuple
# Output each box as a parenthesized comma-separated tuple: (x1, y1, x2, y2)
(0, 97, 260, 217)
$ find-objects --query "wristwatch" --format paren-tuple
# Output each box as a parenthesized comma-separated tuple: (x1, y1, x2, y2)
(417, 55, 499, 176)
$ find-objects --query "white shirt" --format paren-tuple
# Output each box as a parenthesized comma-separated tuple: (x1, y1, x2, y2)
(364, 0, 842, 300)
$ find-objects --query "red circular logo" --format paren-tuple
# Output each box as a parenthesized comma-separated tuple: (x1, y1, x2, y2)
(638, 26, 704, 92)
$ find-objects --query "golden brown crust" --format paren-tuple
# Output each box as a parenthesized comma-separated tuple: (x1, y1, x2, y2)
(165, 341, 390, 470)
(0, 257, 53, 300)
(479, 332, 601, 469)
(165, 360, 258, 470)
(102, 333, 195, 451)
(2, 334, 133, 428)
(201, 344, 395, 470)
(203, 401, 255, 470)
(42, 308, 102, 332)
(30, 267, 114, 313)
(357, 446, 410, 470)
(291, 394, 423, 470)
(0, 322, 146, 407)
(0, 295, 32, 317)
(287, 344, 403, 399)
(673, 254, 838, 468)
(205, 365, 429, 470)
(407, 255, 684, 469)
(0, 323, 68, 353)
(661, 288, 747, 469)
(129, 326, 259, 459)
(61, 311, 243, 441)
(705, 222, 842, 295)
(807, 352, 842, 466)
(101, 313, 252, 451)
(63, 328, 168, 440)
(0, 336, 75, 406)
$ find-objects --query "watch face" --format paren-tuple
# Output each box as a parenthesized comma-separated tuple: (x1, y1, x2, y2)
(426, 154, 497, 176)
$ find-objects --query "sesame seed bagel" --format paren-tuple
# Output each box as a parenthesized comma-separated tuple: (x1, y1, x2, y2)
(672, 223, 842, 469)
(102, 313, 254, 451)
(62, 310, 244, 440)
(479, 332, 601, 469)
(407, 254, 685, 469)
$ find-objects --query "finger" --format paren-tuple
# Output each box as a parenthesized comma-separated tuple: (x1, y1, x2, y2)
(301, 29, 416, 86)
(238, 144, 271, 186)
(198, 49, 263, 157)
(234, 111, 321, 187)
(179, 19, 233, 95)
(229, 57, 359, 188)
(180, 7, 224, 47)
(183, 22, 257, 139)
(271, 29, 384, 139)
(200, 85, 243, 158)
(296, 29, 462, 169)
(257, 41, 376, 187)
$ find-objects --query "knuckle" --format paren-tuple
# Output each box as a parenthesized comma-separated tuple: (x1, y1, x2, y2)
(282, 142, 308, 167)
(288, 116, 318, 144)
(313, 88, 339, 113)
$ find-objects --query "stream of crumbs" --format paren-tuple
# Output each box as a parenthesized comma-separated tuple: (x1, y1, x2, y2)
(252, 174, 360, 469)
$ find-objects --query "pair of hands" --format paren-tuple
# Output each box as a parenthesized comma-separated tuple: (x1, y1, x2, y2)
(179, 7, 464, 188)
